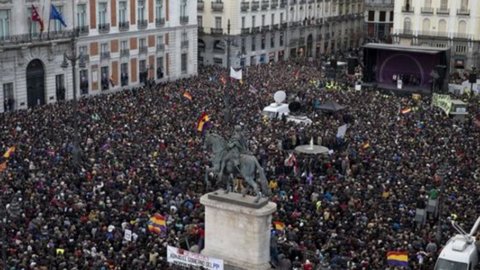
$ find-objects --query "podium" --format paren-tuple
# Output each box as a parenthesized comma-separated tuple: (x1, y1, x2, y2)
(201, 191, 277, 270)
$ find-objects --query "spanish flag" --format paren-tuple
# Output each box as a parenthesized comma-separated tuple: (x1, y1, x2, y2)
(273, 221, 286, 231)
(196, 112, 210, 133)
(183, 91, 192, 101)
(387, 251, 408, 267)
(3, 146, 15, 158)
(361, 142, 370, 149)
(147, 213, 167, 236)
(401, 108, 412, 114)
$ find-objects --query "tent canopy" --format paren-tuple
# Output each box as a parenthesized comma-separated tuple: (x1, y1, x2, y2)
(317, 100, 345, 112)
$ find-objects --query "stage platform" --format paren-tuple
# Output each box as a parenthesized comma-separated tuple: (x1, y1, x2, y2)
(363, 82, 432, 96)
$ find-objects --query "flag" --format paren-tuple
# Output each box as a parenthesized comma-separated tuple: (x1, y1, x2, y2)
(31, 5, 44, 32)
(249, 85, 258, 94)
(284, 153, 299, 176)
(196, 112, 210, 133)
(147, 213, 167, 236)
(294, 70, 300, 79)
(230, 67, 242, 80)
(401, 108, 412, 114)
(183, 91, 192, 101)
(3, 146, 15, 158)
(109, 76, 115, 87)
(273, 221, 285, 232)
(50, 5, 67, 27)
(0, 162, 6, 173)
(361, 142, 370, 149)
(220, 75, 227, 86)
(387, 251, 408, 267)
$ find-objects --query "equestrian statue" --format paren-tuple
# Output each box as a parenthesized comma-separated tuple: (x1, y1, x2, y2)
(203, 126, 270, 202)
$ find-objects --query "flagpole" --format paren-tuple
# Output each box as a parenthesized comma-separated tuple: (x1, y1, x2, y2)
(47, 3, 51, 40)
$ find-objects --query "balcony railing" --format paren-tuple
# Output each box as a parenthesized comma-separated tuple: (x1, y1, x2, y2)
(156, 18, 165, 27)
(280, 22, 288, 29)
(211, 28, 223, 35)
(77, 25, 89, 36)
(0, 30, 76, 47)
(98, 23, 110, 33)
(261, 0, 269, 10)
(290, 0, 297, 4)
(156, 44, 165, 52)
(181, 40, 189, 48)
(454, 32, 470, 39)
(457, 8, 470, 16)
(272, 24, 279, 30)
(401, 6, 414, 13)
(252, 26, 260, 34)
(421, 7, 434, 14)
(198, 0, 204, 10)
(137, 19, 148, 29)
(417, 31, 449, 38)
(100, 52, 110, 60)
(271, 1, 278, 9)
(120, 49, 130, 57)
(436, 8, 450, 15)
(119, 21, 129, 31)
(308, 0, 314, 3)
(139, 46, 148, 54)
(212, 1, 224, 11)
(198, 27, 204, 34)
(299, 0, 306, 4)
(241, 1, 250, 11)
(180, 16, 189, 24)
(280, 0, 287, 8)
(251, 1, 260, 11)
(241, 27, 251, 34)
(261, 25, 270, 32)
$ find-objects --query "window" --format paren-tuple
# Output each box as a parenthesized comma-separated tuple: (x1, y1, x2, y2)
(119, 1, 127, 23)
(215, 17, 222, 28)
(368, 11, 374, 21)
(101, 43, 108, 53)
(198, 16, 203, 27)
(121, 63, 129, 86)
(280, 13, 283, 23)
(156, 57, 164, 79)
(55, 74, 65, 101)
(0, 10, 9, 39)
(181, 53, 187, 74)
(77, 4, 87, 27)
(261, 35, 265, 49)
(156, 0, 163, 20)
(440, 0, 448, 9)
(379, 11, 385, 22)
(262, 14, 265, 26)
(461, 0, 468, 10)
(422, 18, 430, 32)
(403, 18, 411, 31)
(157, 35, 163, 45)
(80, 70, 89, 95)
(241, 17, 245, 28)
(52, 6, 64, 31)
(98, 2, 107, 25)
(271, 32, 275, 48)
(138, 0, 145, 21)
(139, 59, 147, 83)
(458, 20, 467, 34)
(390, 11, 394, 22)
(251, 36, 256, 51)
(180, 0, 187, 17)
(438, 19, 447, 33)
(271, 14, 275, 25)
(121, 40, 128, 54)
(3, 83, 14, 111)
(424, 0, 432, 8)
(279, 32, 284, 46)
(101, 66, 109, 90)
(241, 38, 246, 54)
(252, 15, 256, 28)
(28, 7, 39, 36)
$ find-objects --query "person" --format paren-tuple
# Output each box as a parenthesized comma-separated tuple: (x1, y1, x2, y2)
(219, 125, 249, 174)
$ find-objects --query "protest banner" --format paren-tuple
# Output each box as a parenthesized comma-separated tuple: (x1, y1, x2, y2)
(432, 93, 452, 115)
(167, 246, 224, 270)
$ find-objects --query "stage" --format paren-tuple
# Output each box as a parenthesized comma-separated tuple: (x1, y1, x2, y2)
(362, 82, 432, 96)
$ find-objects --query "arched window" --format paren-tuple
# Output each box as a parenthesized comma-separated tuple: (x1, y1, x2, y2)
(422, 18, 430, 33)
(458, 20, 467, 34)
(404, 17, 412, 33)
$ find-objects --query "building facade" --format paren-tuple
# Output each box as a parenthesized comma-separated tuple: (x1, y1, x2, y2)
(197, 0, 364, 68)
(0, 0, 198, 113)
(392, 0, 479, 70)
(364, 0, 394, 43)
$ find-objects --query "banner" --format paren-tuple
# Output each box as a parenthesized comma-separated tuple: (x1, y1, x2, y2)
(230, 67, 242, 80)
(167, 246, 224, 270)
(336, 124, 348, 138)
(432, 93, 452, 115)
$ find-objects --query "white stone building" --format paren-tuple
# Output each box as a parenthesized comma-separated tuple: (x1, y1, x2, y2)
(392, 0, 479, 70)
(0, 0, 197, 113)
(197, 0, 364, 68)
(364, 0, 394, 43)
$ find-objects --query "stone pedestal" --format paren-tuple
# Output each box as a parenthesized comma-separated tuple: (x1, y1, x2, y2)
(201, 191, 277, 270)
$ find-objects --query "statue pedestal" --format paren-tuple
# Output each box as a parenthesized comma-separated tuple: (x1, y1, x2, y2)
(201, 191, 277, 270)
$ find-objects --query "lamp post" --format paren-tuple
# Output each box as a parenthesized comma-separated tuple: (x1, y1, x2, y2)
(61, 29, 85, 170)
(223, 20, 233, 125)
(435, 163, 448, 244)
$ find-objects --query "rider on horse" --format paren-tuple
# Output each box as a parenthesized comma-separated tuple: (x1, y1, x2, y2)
(219, 125, 250, 176)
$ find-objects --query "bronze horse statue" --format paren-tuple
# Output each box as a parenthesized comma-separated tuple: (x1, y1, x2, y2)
(204, 133, 270, 202)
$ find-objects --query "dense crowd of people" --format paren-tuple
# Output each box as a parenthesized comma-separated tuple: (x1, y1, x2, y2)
(0, 59, 479, 270)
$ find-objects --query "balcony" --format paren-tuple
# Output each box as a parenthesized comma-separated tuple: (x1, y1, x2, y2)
(139, 46, 148, 54)
(457, 8, 470, 16)
(198, 0, 204, 10)
(272, 24, 279, 30)
(401, 6, 414, 13)
(198, 27, 204, 34)
(212, 1, 224, 12)
(251, 1, 260, 11)
(156, 44, 165, 52)
(0, 30, 76, 47)
(156, 18, 165, 27)
(290, 21, 301, 27)
(280, 0, 287, 8)
(180, 16, 189, 24)
(454, 32, 470, 39)
(365, 0, 394, 9)
(261, 25, 270, 32)
(289, 38, 298, 47)
(252, 26, 260, 34)
(280, 22, 288, 29)
(290, 0, 297, 4)
(299, 0, 306, 4)
(77, 25, 89, 36)
(81, 54, 90, 62)
(100, 52, 110, 60)
(271, 1, 278, 9)
(396, 29, 413, 36)
(420, 7, 434, 14)
(137, 19, 148, 29)
(181, 40, 189, 48)
(211, 28, 223, 35)
(98, 23, 110, 33)
(241, 27, 250, 35)
(436, 8, 450, 15)
(308, 0, 314, 3)
(261, 0, 269, 10)
(241, 1, 250, 11)
(120, 49, 130, 57)
(119, 21, 129, 31)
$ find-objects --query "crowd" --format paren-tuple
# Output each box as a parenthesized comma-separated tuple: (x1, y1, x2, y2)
(0, 58, 479, 270)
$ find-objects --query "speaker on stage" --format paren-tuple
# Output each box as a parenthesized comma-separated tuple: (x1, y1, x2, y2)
(469, 73, 477, 84)
(347, 57, 358, 75)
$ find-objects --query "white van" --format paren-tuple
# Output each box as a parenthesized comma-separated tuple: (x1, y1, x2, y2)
(435, 218, 480, 270)
(262, 103, 290, 119)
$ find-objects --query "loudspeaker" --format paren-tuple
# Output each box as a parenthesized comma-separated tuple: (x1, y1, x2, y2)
(469, 73, 477, 84)
(435, 65, 447, 81)
(330, 58, 337, 69)
(347, 57, 357, 75)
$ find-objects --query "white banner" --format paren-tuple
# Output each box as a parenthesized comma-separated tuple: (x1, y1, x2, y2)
(336, 124, 348, 139)
(230, 67, 242, 80)
(167, 246, 224, 270)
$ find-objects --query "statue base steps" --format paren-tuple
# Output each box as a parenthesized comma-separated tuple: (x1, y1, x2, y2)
(201, 190, 277, 270)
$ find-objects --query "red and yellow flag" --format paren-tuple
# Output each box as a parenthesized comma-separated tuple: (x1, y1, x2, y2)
(3, 146, 15, 158)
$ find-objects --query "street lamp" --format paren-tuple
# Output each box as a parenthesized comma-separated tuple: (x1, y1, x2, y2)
(61, 31, 85, 170)
(223, 19, 233, 126)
